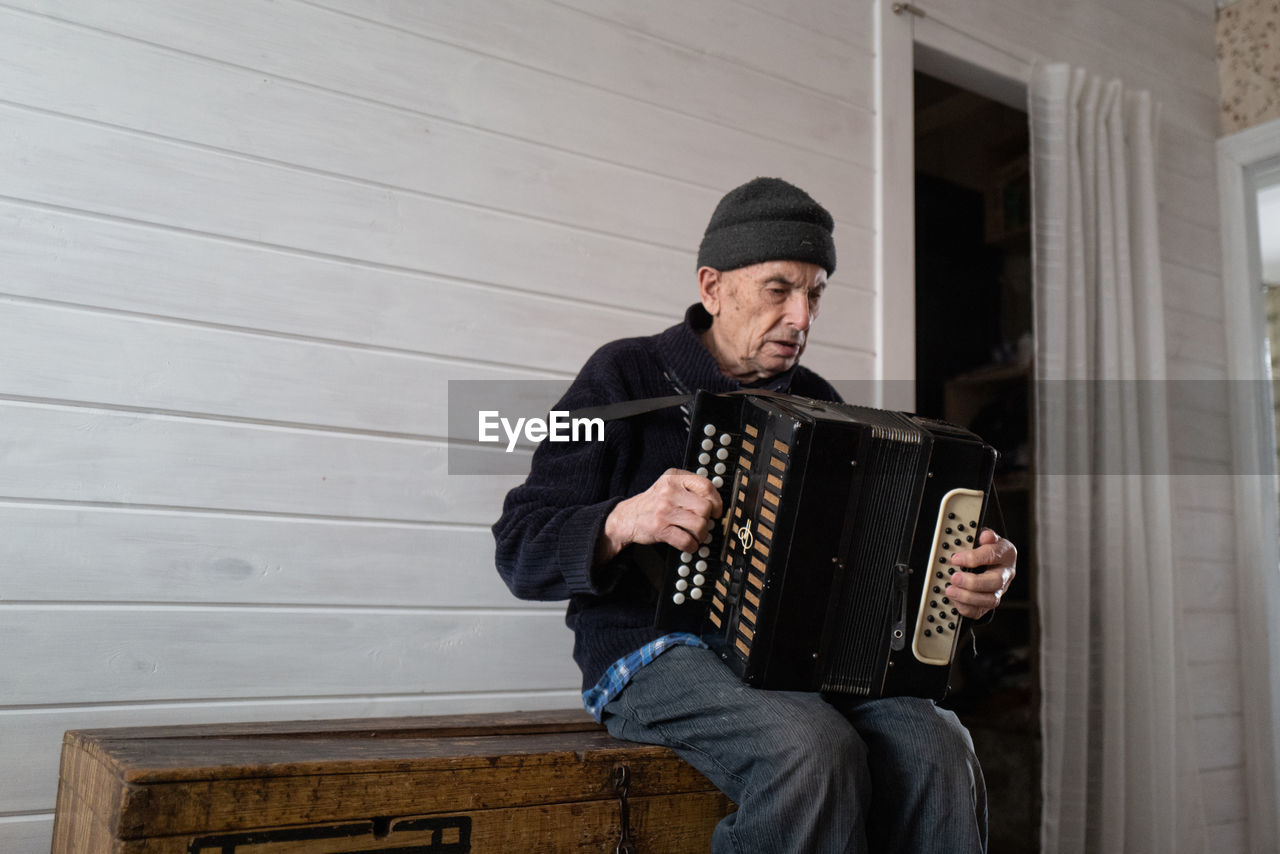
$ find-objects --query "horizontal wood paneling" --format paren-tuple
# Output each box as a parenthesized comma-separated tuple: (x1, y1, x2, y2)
(1099, 0, 1217, 92)
(2, 212, 876, 373)
(1164, 263, 1226, 321)
(1076, 0, 1216, 98)
(1161, 211, 1224, 277)
(1163, 122, 1218, 183)
(1183, 611, 1242, 664)
(1, 104, 691, 315)
(0, 402, 521, 522)
(731, 0, 864, 48)
(1171, 474, 1234, 512)
(1189, 661, 1244, 716)
(1, 103, 873, 325)
(1161, 168, 1220, 231)
(1177, 559, 1239, 613)
(0, 300, 558, 436)
(0, 817, 52, 853)
(796, 343, 878, 388)
(1201, 767, 1248, 824)
(0, 10, 693, 248)
(0, 505, 537, 608)
(1166, 377, 1232, 419)
(2, 693, 580, 813)
(305, 0, 870, 158)
(1193, 714, 1245, 771)
(1164, 310, 1223, 380)
(1169, 404, 1233, 467)
(923, 0, 1219, 134)
(2, 607, 580, 706)
(1201, 819, 1247, 851)
(0, 7, 870, 240)
(1167, 355, 1229, 381)
(0, 204, 665, 376)
(548, 0, 869, 102)
(0, 0, 872, 189)
(1166, 459, 1234, 477)
(1173, 509, 1237, 562)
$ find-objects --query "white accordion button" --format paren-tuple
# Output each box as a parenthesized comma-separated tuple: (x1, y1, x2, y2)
(719, 433, 731, 445)
(695, 560, 707, 572)
(673, 592, 686, 605)
(677, 565, 690, 578)
(690, 587, 703, 600)
(703, 423, 716, 436)
(714, 463, 727, 475)
(701, 438, 714, 451)
(693, 574, 705, 586)
(712, 476, 724, 488)
(698, 546, 710, 558)
(716, 448, 729, 460)
(680, 551, 692, 563)
(696, 467, 708, 477)
(698, 453, 711, 465)
(675, 579, 689, 592)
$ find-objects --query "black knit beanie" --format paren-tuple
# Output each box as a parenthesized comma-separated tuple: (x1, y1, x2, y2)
(696, 177, 836, 276)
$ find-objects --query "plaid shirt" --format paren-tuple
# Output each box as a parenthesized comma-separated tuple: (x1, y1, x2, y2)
(582, 632, 706, 722)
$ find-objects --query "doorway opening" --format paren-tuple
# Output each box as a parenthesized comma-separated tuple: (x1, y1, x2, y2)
(912, 69, 1039, 853)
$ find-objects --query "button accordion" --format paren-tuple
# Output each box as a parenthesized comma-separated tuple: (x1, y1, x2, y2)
(654, 390, 998, 700)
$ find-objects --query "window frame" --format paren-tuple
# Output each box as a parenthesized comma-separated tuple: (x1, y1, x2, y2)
(1217, 115, 1280, 849)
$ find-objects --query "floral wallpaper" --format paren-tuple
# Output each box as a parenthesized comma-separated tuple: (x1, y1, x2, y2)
(1217, 0, 1280, 134)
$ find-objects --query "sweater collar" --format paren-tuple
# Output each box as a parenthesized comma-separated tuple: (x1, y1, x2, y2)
(656, 304, 801, 395)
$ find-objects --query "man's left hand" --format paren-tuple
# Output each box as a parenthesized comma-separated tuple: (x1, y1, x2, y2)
(943, 528, 1017, 620)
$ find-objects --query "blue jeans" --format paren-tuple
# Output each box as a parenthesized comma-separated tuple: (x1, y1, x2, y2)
(602, 645, 986, 853)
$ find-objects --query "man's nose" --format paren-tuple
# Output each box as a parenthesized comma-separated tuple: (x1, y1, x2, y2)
(785, 290, 813, 333)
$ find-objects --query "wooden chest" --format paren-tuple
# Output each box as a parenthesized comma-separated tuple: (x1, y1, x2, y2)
(51, 709, 733, 853)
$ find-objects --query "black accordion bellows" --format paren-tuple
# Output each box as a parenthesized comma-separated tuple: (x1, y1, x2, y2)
(654, 390, 998, 701)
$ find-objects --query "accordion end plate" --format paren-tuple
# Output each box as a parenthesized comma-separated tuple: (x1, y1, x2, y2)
(911, 487, 986, 666)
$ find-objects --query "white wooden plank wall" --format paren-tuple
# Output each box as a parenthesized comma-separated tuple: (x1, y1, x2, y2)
(0, 0, 871, 847)
(916, 0, 1247, 842)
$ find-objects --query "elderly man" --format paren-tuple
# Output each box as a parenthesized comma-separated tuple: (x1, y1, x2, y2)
(493, 178, 1016, 853)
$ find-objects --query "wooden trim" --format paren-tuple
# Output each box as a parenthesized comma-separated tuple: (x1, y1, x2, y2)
(1217, 116, 1280, 852)
(874, 0, 916, 408)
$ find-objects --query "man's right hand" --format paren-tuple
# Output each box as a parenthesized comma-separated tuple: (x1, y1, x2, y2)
(595, 468, 723, 563)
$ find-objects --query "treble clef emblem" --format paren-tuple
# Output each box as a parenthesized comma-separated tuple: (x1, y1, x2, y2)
(736, 520, 755, 551)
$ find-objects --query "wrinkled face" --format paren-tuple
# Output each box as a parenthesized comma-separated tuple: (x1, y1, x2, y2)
(699, 260, 826, 383)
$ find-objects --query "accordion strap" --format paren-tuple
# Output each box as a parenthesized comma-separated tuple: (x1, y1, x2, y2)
(569, 394, 693, 422)
(571, 388, 811, 423)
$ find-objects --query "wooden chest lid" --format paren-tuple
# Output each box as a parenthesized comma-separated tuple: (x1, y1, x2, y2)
(58, 709, 718, 840)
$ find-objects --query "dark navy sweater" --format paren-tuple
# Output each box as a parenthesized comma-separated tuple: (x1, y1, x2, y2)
(492, 304, 841, 690)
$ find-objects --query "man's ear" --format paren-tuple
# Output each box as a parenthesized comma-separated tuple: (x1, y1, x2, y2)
(698, 266, 722, 316)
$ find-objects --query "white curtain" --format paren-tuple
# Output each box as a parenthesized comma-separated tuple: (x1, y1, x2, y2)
(1031, 64, 1208, 853)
